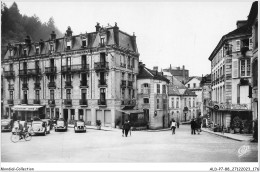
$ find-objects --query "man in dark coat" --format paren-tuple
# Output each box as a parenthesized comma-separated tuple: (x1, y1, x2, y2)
(191, 119, 196, 135)
(123, 120, 131, 137)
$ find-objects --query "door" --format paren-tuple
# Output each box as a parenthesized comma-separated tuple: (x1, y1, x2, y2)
(63, 109, 68, 122)
(86, 109, 91, 125)
(104, 110, 111, 126)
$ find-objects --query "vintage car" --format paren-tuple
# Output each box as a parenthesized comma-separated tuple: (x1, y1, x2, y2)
(54, 118, 67, 132)
(74, 120, 86, 133)
(1, 119, 13, 132)
(32, 120, 50, 136)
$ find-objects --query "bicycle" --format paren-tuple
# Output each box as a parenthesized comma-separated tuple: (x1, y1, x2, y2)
(10, 128, 32, 143)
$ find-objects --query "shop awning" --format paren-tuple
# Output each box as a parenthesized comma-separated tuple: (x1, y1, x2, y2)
(117, 109, 144, 115)
(12, 105, 43, 111)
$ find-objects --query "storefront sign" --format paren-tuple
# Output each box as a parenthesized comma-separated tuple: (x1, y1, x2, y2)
(12, 105, 42, 111)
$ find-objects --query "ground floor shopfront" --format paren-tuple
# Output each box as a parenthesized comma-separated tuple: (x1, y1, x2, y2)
(209, 108, 253, 132)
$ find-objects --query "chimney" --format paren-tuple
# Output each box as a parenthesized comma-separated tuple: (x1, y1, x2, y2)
(113, 22, 119, 46)
(24, 36, 31, 45)
(170, 64, 172, 70)
(51, 31, 56, 40)
(66, 26, 73, 37)
(236, 20, 247, 28)
(95, 22, 101, 32)
(153, 66, 158, 71)
(131, 32, 137, 52)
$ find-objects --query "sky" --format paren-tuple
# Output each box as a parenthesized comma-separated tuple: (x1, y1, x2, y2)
(3, 0, 255, 76)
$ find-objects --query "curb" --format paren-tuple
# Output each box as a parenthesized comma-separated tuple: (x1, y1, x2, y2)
(201, 129, 250, 142)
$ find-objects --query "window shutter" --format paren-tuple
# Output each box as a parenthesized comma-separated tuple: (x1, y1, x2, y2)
(236, 40, 240, 52)
(249, 38, 253, 50)
(232, 59, 239, 78)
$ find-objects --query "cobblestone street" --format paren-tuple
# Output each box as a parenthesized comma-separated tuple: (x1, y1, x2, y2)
(1, 125, 258, 162)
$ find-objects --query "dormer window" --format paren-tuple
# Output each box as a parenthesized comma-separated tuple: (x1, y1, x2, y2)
(100, 36, 105, 47)
(82, 39, 86, 47)
(236, 40, 240, 52)
(67, 41, 71, 50)
(10, 49, 13, 56)
(36, 46, 40, 55)
(50, 44, 54, 52)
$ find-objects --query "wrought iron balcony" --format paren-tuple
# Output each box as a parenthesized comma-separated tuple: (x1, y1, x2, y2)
(98, 99, 106, 106)
(21, 99, 28, 104)
(7, 99, 13, 105)
(121, 99, 136, 106)
(48, 99, 55, 107)
(79, 99, 88, 106)
(33, 99, 40, 104)
(8, 84, 14, 90)
(64, 99, 72, 106)
(94, 62, 109, 71)
(22, 83, 28, 90)
(80, 81, 88, 88)
(19, 69, 41, 77)
(61, 64, 89, 74)
(128, 81, 133, 88)
(98, 79, 107, 87)
(65, 81, 73, 88)
(4, 71, 15, 78)
(48, 82, 56, 88)
(127, 65, 133, 69)
(34, 83, 41, 89)
(45, 67, 57, 75)
(121, 80, 127, 88)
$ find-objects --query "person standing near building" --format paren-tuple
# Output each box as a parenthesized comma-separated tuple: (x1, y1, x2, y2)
(123, 120, 131, 137)
(191, 119, 196, 135)
(171, 119, 177, 135)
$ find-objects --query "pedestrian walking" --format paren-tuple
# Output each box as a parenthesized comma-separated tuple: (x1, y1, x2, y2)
(123, 120, 131, 137)
(191, 119, 196, 135)
(122, 122, 125, 137)
(177, 121, 180, 129)
(196, 118, 202, 135)
(171, 119, 177, 135)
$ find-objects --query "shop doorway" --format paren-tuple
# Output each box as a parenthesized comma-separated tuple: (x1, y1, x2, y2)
(63, 109, 68, 122)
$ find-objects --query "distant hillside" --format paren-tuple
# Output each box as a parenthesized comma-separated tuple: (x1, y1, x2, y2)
(1, 2, 63, 56)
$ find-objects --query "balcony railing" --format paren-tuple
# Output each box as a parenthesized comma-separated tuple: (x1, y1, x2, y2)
(22, 83, 28, 89)
(21, 99, 28, 104)
(19, 69, 41, 76)
(98, 79, 107, 87)
(121, 99, 136, 106)
(48, 82, 56, 88)
(7, 99, 13, 105)
(127, 65, 133, 69)
(64, 99, 72, 106)
(80, 81, 88, 87)
(128, 81, 133, 88)
(98, 99, 106, 106)
(48, 99, 55, 106)
(4, 71, 15, 78)
(94, 62, 109, 71)
(45, 67, 57, 75)
(8, 84, 14, 90)
(121, 80, 127, 88)
(65, 81, 73, 88)
(61, 64, 89, 73)
(34, 83, 41, 89)
(120, 63, 126, 68)
(79, 99, 88, 106)
(33, 99, 40, 104)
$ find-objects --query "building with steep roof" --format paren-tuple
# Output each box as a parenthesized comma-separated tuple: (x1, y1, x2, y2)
(207, 2, 256, 131)
(163, 65, 189, 84)
(137, 62, 169, 129)
(2, 23, 140, 128)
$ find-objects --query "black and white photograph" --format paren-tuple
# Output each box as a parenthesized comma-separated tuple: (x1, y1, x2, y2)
(1, 0, 259, 171)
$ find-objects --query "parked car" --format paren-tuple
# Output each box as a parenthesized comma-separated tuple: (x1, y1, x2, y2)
(32, 120, 50, 136)
(54, 118, 67, 132)
(1, 119, 13, 132)
(74, 120, 86, 133)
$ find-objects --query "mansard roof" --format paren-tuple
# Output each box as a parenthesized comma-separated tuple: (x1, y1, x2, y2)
(3, 23, 138, 61)
(137, 64, 169, 83)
